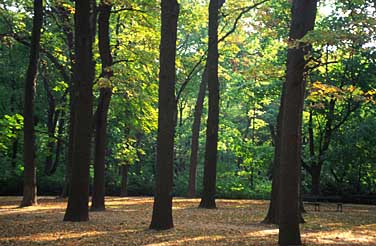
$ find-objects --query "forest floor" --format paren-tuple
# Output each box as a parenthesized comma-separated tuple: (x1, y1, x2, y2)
(0, 197, 375, 245)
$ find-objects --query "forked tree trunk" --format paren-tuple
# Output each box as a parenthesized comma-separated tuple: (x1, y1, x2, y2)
(149, 0, 179, 230)
(63, 0, 96, 222)
(199, 0, 220, 209)
(91, 1, 113, 212)
(21, 0, 43, 207)
(278, 0, 318, 245)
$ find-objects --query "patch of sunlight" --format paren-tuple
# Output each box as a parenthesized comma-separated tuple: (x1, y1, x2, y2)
(324, 222, 345, 227)
(248, 228, 278, 236)
(303, 230, 376, 245)
(144, 235, 226, 246)
(0, 231, 105, 243)
(0, 229, 140, 244)
(0, 204, 65, 215)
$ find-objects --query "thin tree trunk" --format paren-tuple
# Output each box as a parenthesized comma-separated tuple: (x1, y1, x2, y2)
(21, 0, 43, 207)
(187, 68, 207, 198)
(63, 0, 96, 222)
(42, 72, 56, 175)
(120, 165, 130, 197)
(91, 1, 113, 212)
(149, 0, 179, 230)
(50, 114, 65, 175)
(278, 0, 318, 245)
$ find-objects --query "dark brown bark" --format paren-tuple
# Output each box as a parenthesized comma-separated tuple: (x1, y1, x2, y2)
(149, 0, 179, 230)
(311, 164, 322, 195)
(120, 165, 130, 197)
(63, 0, 96, 222)
(60, 6, 75, 199)
(199, 0, 220, 209)
(91, 1, 113, 212)
(21, 0, 43, 207)
(187, 68, 207, 198)
(278, 0, 318, 245)
(50, 114, 65, 175)
(262, 100, 283, 224)
(42, 72, 56, 175)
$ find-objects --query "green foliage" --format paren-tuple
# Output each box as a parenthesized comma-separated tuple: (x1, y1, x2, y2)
(0, 0, 375, 199)
(0, 114, 23, 151)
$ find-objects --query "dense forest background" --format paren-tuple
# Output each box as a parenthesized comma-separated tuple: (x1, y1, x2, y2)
(0, 0, 375, 200)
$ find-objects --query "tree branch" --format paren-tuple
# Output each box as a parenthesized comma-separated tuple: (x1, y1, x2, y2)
(218, 0, 269, 43)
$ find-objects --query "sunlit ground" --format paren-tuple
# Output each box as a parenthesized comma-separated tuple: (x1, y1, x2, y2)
(0, 197, 375, 245)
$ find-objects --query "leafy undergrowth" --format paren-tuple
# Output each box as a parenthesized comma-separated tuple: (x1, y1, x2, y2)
(0, 197, 375, 245)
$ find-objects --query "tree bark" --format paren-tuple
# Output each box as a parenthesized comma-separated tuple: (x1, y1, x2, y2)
(63, 0, 96, 222)
(278, 0, 318, 245)
(21, 0, 43, 207)
(61, 6, 75, 199)
(262, 95, 283, 224)
(187, 68, 207, 198)
(49, 111, 65, 175)
(199, 0, 220, 209)
(149, 0, 179, 230)
(42, 72, 57, 175)
(311, 164, 321, 196)
(120, 165, 130, 197)
(91, 1, 113, 212)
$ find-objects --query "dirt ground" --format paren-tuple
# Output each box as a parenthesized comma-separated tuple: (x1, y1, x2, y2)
(0, 196, 375, 245)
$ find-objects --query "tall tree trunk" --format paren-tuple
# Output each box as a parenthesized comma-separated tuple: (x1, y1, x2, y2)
(21, 0, 43, 207)
(149, 0, 179, 230)
(42, 72, 56, 175)
(199, 0, 220, 209)
(278, 0, 318, 245)
(262, 86, 283, 224)
(63, 0, 96, 222)
(61, 8, 75, 198)
(91, 1, 113, 212)
(120, 164, 130, 197)
(187, 68, 207, 198)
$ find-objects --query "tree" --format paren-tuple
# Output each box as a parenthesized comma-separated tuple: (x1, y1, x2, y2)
(91, 0, 114, 212)
(278, 0, 318, 245)
(63, 0, 96, 222)
(262, 94, 283, 224)
(188, 0, 268, 199)
(149, 0, 179, 230)
(20, 0, 43, 207)
(187, 68, 207, 197)
(198, 0, 221, 209)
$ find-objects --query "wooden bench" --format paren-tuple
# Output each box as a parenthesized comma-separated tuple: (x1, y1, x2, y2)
(304, 195, 344, 212)
(309, 202, 342, 212)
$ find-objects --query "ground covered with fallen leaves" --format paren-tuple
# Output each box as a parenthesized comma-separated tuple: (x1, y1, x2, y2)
(0, 197, 375, 245)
